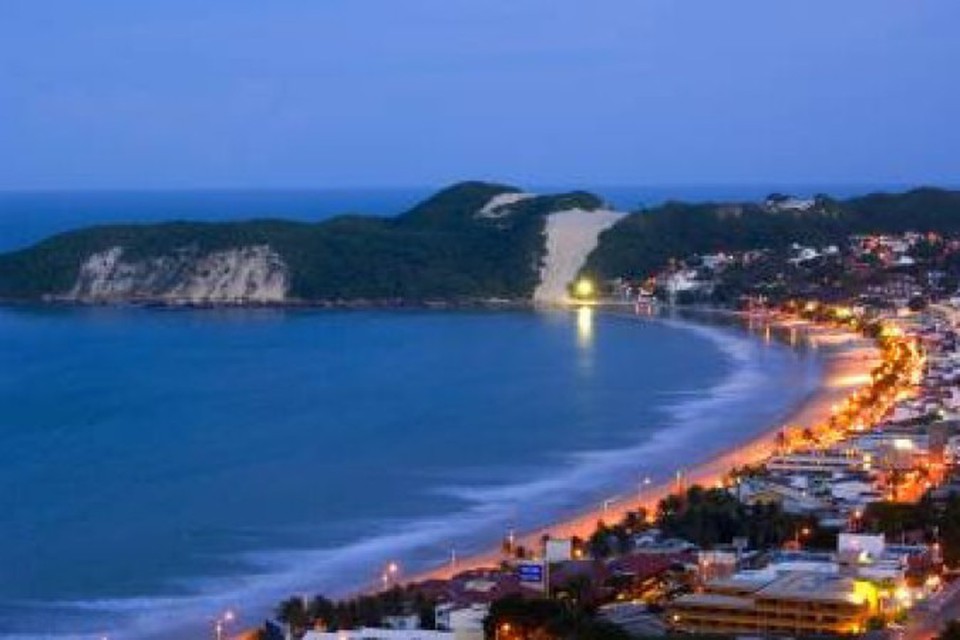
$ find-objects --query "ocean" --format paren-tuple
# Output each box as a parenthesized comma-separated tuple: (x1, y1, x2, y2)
(0, 306, 821, 638)
(0, 188, 828, 638)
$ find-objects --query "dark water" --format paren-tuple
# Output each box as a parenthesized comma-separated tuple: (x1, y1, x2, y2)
(0, 306, 820, 638)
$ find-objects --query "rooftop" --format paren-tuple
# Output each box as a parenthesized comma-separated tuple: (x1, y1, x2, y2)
(755, 572, 867, 605)
(672, 592, 755, 610)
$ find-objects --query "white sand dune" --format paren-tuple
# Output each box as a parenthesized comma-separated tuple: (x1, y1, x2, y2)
(534, 208, 624, 304)
(476, 192, 534, 218)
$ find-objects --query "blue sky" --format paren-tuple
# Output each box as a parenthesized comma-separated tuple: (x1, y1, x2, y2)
(2, 0, 958, 189)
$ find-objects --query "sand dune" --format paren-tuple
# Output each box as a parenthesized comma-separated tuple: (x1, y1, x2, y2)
(534, 209, 623, 304)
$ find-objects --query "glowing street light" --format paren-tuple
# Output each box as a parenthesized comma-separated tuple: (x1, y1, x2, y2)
(382, 561, 400, 589)
(638, 475, 652, 508)
(214, 609, 235, 640)
(574, 278, 595, 299)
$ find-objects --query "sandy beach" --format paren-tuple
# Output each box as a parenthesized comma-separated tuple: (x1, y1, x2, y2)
(409, 315, 880, 584)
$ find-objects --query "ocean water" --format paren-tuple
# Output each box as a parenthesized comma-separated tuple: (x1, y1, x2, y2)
(0, 184, 903, 252)
(0, 305, 821, 639)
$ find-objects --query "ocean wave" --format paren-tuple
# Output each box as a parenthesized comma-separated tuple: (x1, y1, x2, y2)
(4, 510, 512, 639)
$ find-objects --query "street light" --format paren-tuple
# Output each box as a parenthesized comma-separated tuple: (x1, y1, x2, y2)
(601, 496, 619, 522)
(638, 475, 652, 508)
(213, 609, 236, 640)
(382, 561, 400, 589)
(574, 278, 595, 299)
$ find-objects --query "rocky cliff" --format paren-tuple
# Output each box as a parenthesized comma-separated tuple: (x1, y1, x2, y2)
(66, 245, 288, 303)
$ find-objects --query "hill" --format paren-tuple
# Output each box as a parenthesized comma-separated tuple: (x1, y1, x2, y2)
(0, 182, 606, 303)
(583, 187, 960, 281)
(3, 184, 960, 305)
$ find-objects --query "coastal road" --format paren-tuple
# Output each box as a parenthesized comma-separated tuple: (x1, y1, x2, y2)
(903, 579, 960, 640)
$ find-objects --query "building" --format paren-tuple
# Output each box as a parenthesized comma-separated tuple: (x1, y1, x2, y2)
(696, 550, 738, 583)
(766, 450, 865, 474)
(434, 603, 486, 640)
(667, 572, 875, 636)
(737, 477, 828, 514)
(302, 630, 453, 640)
(382, 615, 421, 631)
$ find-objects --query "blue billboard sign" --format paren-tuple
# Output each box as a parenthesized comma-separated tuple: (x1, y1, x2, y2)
(517, 562, 544, 583)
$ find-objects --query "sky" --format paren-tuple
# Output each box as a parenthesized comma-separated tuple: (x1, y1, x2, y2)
(1, 0, 959, 190)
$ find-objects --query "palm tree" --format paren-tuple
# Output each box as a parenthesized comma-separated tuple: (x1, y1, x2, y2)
(276, 596, 310, 633)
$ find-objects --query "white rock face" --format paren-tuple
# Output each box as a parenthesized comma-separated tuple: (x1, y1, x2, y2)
(68, 245, 289, 303)
(534, 209, 624, 305)
(476, 192, 534, 218)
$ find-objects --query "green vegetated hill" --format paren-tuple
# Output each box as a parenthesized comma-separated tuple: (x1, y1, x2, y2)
(0, 181, 604, 301)
(584, 187, 960, 280)
(2, 182, 959, 303)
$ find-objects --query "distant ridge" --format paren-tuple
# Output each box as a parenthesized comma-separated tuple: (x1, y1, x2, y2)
(1, 183, 959, 305)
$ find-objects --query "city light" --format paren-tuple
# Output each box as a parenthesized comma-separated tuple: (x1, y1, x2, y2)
(573, 278, 595, 299)
(893, 438, 915, 451)
(213, 609, 236, 640)
(577, 305, 594, 346)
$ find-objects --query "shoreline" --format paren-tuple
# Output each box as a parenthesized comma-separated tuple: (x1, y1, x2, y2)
(402, 312, 880, 585)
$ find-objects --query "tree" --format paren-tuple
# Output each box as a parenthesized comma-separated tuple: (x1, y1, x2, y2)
(587, 522, 617, 559)
(909, 295, 928, 312)
(554, 574, 596, 609)
(938, 619, 960, 640)
(276, 596, 311, 632)
(485, 593, 631, 640)
(308, 595, 336, 629)
(652, 485, 815, 549)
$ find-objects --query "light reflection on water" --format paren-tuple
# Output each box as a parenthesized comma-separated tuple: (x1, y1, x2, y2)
(576, 305, 594, 349)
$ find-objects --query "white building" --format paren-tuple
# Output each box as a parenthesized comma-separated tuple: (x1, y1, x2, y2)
(945, 435, 960, 464)
(435, 603, 487, 640)
(766, 451, 864, 474)
(789, 246, 820, 265)
(303, 629, 454, 640)
(736, 478, 826, 514)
